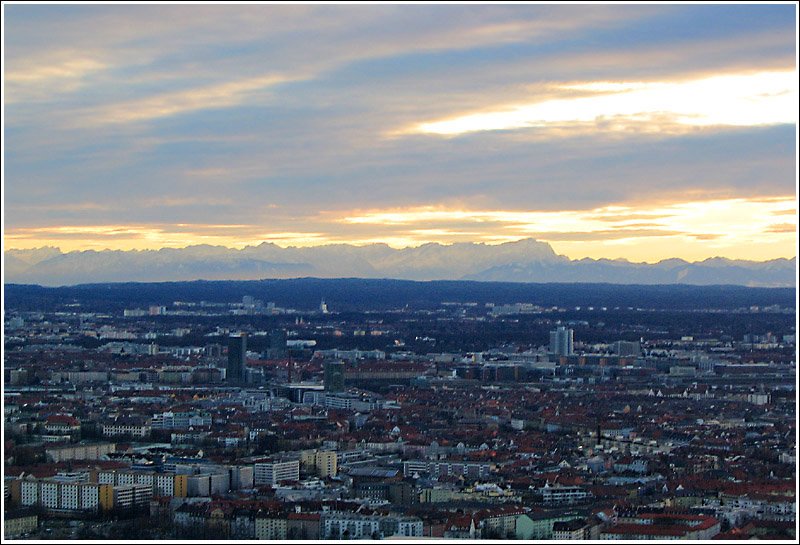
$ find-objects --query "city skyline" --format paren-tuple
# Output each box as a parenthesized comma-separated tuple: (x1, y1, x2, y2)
(3, 3, 798, 263)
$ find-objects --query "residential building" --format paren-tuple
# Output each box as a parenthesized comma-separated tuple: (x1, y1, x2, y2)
(287, 512, 321, 540)
(9, 476, 113, 514)
(100, 419, 151, 439)
(254, 514, 287, 540)
(45, 442, 116, 463)
(553, 518, 589, 540)
(403, 460, 494, 479)
(600, 513, 720, 540)
(4, 510, 38, 539)
(322, 511, 422, 539)
(300, 449, 338, 478)
(96, 469, 188, 498)
(112, 483, 152, 510)
(540, 484, 592, 505)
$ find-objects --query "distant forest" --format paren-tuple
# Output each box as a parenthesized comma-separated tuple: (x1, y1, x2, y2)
(4, 278, 796, 313)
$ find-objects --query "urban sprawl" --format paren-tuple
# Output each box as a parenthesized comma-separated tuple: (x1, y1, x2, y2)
(3, 295, 796, 540)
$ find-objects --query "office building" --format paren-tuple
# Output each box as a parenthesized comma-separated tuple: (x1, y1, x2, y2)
(323, 361, 345, 393)
(254, 460, 300, 486)
(227, 334, 247, 384)
(269, 329, 287, 358)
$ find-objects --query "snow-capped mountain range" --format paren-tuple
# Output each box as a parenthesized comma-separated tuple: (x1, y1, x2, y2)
(4, 239, 795, 287)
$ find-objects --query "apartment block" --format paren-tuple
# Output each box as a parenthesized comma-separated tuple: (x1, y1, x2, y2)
(95, 470, 188, 498)
(10, 477, 112, 514)
(300, 449, 338, 478)
(254, 516, 287, 540)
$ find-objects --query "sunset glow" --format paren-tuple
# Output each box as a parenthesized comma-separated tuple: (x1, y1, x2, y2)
(5, 196, 795, 263)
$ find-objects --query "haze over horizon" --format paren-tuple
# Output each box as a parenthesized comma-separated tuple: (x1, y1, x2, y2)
(3, 4, 798, 265)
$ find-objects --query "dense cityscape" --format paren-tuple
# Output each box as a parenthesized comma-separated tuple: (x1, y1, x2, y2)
(2, 281, 796, 540)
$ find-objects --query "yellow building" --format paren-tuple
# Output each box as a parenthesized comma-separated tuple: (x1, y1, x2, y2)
(173, 474, 188, 498)
(314, 450, 337, 478)
(99, 484, 114, 512)
(300, 449, 337, 478)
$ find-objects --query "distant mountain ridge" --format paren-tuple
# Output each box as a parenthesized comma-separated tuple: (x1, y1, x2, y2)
(3, 239, 796, 287)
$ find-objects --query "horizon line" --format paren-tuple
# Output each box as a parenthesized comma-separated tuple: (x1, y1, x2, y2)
(3, 276, 797, 290)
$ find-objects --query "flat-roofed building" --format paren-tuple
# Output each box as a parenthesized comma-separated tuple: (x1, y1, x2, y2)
(254, 460, 300, 486)
(9, 477, 112, 514)
(96, 470, 188, 498)
(112, 483, 152, 510)
(227, 334, 247, 384)
(540, 484, 592, 505)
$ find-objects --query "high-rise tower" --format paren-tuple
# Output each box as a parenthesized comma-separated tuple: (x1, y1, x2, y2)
(549, 326, 574, 357)
(323, 361, 345, 393)
(227, 333, 247, 384)
(269, 329, 287, 358)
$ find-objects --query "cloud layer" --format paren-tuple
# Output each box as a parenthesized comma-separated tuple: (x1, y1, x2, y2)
(405, 71, 797, 136)
(3, 4, 797, 263)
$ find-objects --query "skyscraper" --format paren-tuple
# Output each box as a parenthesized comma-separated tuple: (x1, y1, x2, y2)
(323, 361, 345, 392)
(550, 326, 574, 357)
(227, 333, 247, 384)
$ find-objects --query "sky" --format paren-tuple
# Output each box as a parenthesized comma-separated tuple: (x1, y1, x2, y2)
(3, 3, 798, 263)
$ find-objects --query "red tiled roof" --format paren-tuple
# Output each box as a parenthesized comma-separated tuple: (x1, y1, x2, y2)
(474, 506, 525, 522)
(713, 530, 746, 540)
(602, 524, 687, 537)
(288, 513, 321, 521)
(446, 515, 474, 531)
(46, 414, 80, 426)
